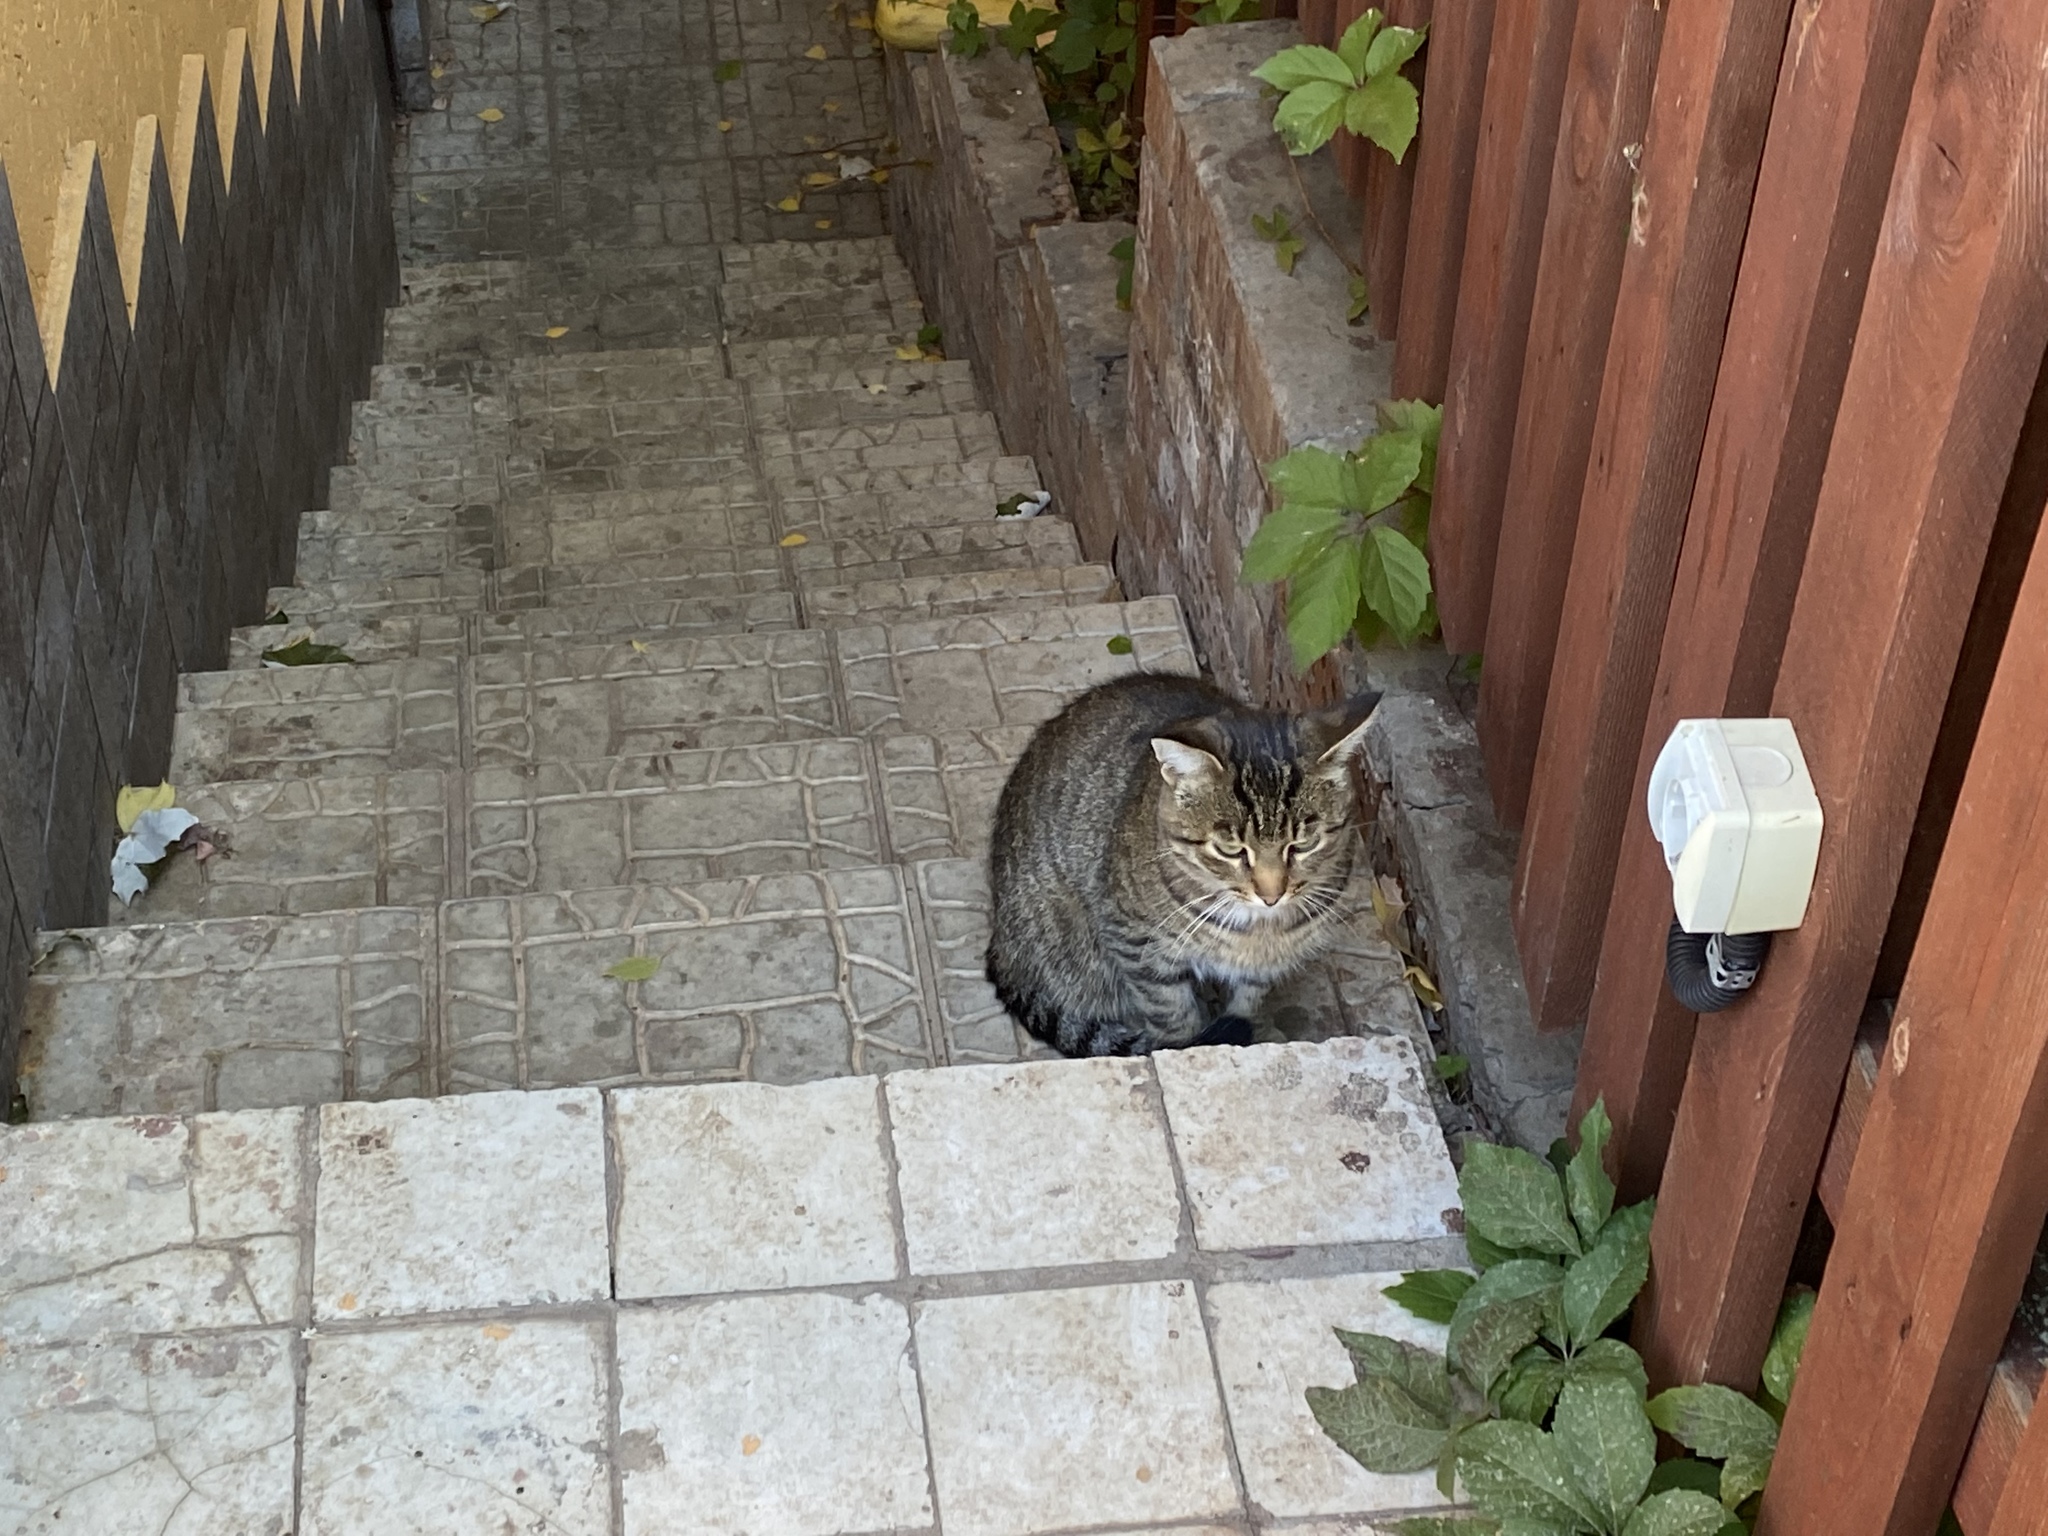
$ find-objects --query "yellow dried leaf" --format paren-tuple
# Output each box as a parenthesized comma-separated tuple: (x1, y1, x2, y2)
(1404, 963, 1446, 1011)
(117, 783, 177, 834)
(803, 134, 826, 148)
(776, 196, 802, 212)
(718, 118, 735, 132)
(630, 639, 651, 653)
(544, 325, 569, 338)
(779, 532, 810, 547)
(804, 172, 838, 188)
(894, 345, 923, 361)
(416, 192, 431, 202)
(865, 383, 887, 395)
(430, 64, 445, 78)
(481, 1323, 512, 1340)
(849, 11, 875, 28)
(470, 2, 505, 20)
(741, 1434, 762, 1456)
(814, 218, 834, 230)
(477, 106, 505, 123)
(821, 100, 842, 113)
(805, 43, 828, 59)
(338, 1292, 359, 1312)
(869, 167, 890, 184)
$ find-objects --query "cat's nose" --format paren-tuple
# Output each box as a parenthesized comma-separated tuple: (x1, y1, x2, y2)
(1252, 865, 1288, 905)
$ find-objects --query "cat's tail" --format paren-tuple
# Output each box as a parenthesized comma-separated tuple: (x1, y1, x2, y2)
(984, 945, 1146, 1058)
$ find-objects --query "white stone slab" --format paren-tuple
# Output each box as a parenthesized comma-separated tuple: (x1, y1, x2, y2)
(886, 1057, 1183, 1275)
(301, 1318, 611, 1536)
(0, 1109, 303, 1343)
(313, 1090, 608, 1319)
(0, 1330, 297, 1535)
(1153, 1037, 1462, 1251)
(1206, 1273, 1458, 1519)
(612, 1078, 898, 1298)
(616, 1293, 931, 1535)
(915, 1282, 1239, 1536)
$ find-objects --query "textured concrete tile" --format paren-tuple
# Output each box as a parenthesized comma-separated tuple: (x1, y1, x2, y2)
(1207, 1274, 1456, 1519)
(170, 660, 462, 782)
(302, 1319, 611, 1536)
(441, 870, 935, 1092)
(774, 459, 1044, 543)
(876, 727, 1034, 861)
(22, 910, 435, 1118)
(0, 1110, 303, 1342)
(470, 591, 799, 650)
(264, 573, 490, 624)
(835, 598, 1197, 736)
(906, 857, 1052, 1065)
(758, 411, 1006, 481)
(468, 631, 837, 763)
(719, 263, 922, 339)
(111, 773, 449, 923)
(617, 1294, 931, 1535)
(612, 1077, 897, 1298)
(785, 516, 1084, 586)
(917, 1282, 1240, 1536)
(888, 1058, 1182, 1275)
(1153, 1037, 1463, 1251)
(228, 614, 471, 670)
(803, 563, 1118, 627)
(0, 1331, 297, 1536)
(313, 1090, 609, 1319)
(465, 741, 879, 893)
(727, 331, 920, 375)
(746, 361, 982, 431)
(499, 482, 775, 567)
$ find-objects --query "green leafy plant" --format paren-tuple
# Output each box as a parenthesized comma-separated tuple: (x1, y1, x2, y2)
(946, 0, 991, 56)
(1348, 271, 1370, 324)
(1189, 0, 1255, 21)
(1242, 399, 1441, 668)
(1069, 116, 1137, 204)
(997, 2, 1060, 54)
(1110, 235, 1136, 309)
(1311, 1102, 1818, 1536)
(1250, 206, 1307, 274)
(1253, 8, 1427, 163)
(261, 638, 355, 667)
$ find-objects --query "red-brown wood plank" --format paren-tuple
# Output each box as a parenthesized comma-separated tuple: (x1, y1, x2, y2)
(1427, 0, 1578, 650)
(1960, 1362, 2043, 1535)
(1390, 0, 1494, 399)
(1633, 0, 2048, 1396)
(1509, 0, 1795, 1035)
(1987, 1382, 2048, 1536)
(1562, 0, 1936, 1121)
(1361, 0, 1429, 341)
(1760, 464, 2048, 1534)
(1472, 0, 1664, 829)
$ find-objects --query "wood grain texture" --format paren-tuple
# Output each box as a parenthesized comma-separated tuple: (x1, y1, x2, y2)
(1474, 0, 1663, 831)
(1634, 0, 2048, 1398)
(1958, 1363, 2043, 1535)
(1986, 1377, 2048, 1536)
(1390, 0, 1496, 400)
(1565, 0, 1936, 1166)
(1427, 0, 1577, 650)
(1360, 0, 1430, 338)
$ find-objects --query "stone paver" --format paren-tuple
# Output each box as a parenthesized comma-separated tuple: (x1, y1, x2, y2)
(170, 660, 462, 783)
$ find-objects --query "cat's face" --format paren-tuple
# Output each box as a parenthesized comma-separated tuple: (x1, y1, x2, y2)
(1149, 691, 1380, 926)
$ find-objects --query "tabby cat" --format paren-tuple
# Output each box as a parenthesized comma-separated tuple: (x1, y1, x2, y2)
(985, 672, 1380, 1057)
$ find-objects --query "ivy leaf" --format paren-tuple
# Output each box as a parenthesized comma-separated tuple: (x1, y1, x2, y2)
(1553, 1372, 1655, 1531)
(1720, 1443, 1774, 1511)
(262, 639, 355, 666)
(1761, 1288, 1816, 1407)
(1566, 1097, 1618, 1246)
(1460, 1141, 1582, 1258)
(1105, 634, 1134, 655)
(1645, 1384, 1780, 1463)
(1448, 1258, 1562, 1398)
(1465, 1228, 1556, 1270)
(1284, 533, 1364, 670)
(1364, 21, 1429, 79)
(714, 59, 744, 80)
(604, 954, 662, 982)
(1335, 10, 1381, 80)
(1495, 1344, 1568, 1425)
(1334, 1329, 1455, 1421)
(1110, 235, 1136, 310)
(1251, 43, 1356, 92)
(1242, 501, 1345, 582)
(1379, 398, 1443, 492)
(1043, 15, 1101, 71)
(1646, 1458, 1724, 1498)
(1382, 1268, 1477, 1325)
(1274, 79, 1351, 156)
(1344, 70, 1422, 162)
(1341, 430, 1424, 513)
(1307, 1375, 1453, 1475)
(1348, 272, 1371, 324)
(1265, 445, 1348, 508)
(1571, 1337, 1650, 1400)
(1360, 524, 1433, 640)
(1621, 1489, 1740, 1536)
(1456, 1418, 1602, 1533)
(1561, 1201, 1651, 1349)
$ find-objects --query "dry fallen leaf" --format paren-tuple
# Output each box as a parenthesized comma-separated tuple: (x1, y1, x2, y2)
(869, 167, 890, 184)
(814, 218, 834, 230)
(416, 192, 431, 202)
(803, 134, 826, 148)
(804, 43, 828, 59)
(803, 172, 838, 188)
(630, 639, 651, 653)
(117, 783, 178, 834)
(470, 2, 506, 20)
(865, 383, 887, 395)
(477, 106, 505, 122)
(894, 345, 924, 361)
(430, 64, 445, 78)
(481, 1323, 512, 1340)
(338, 1292, 359, 1312)
(1405, 963, 1446, 1011)
(717, 119, 735, 132)
(850, 11, 875, 28)
(544, 325, 569, 338)
(779, 532, 810, 547)
(822, 100, 842, 113)
(741, 1434, 763, 1456)
(776, 195, 802, 212)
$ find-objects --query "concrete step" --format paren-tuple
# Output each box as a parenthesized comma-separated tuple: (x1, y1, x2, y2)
(800, 563, 1119, 625)
(728, 330, 951, 376)
(172, 599, 1196, 782)
(719, 269, 923, 341)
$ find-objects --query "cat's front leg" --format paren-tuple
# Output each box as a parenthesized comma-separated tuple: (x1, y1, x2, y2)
(1223, 979, 1270, 1020)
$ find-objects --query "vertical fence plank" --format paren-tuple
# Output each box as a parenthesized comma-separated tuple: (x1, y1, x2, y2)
(1390, 0, 1494, 400)
(1508, 0, 1794, 1037)
(1988, 1396, 2048, 1536)
(1634, 0, 2048, 1392)
(1428, 0, 1577, 651)
(1472, 0, 1663, 830)
(1567, 0, 1939, 1190)
(1758, 503, 2048, 1535)
(1360, 0, 1429, 341)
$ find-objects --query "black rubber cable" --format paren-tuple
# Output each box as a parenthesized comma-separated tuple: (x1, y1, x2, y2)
(1666, 919, 1772, 1014)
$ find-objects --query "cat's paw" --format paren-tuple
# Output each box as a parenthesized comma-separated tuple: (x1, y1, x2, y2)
(1190, 1014, 1255, 1048)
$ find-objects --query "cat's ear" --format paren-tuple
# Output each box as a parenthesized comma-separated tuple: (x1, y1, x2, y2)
(1305, 689, 1383, 773)
(1151, 736, 1225, 793)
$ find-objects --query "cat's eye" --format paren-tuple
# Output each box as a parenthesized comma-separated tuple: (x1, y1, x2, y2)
(1208, 838, 1248, 862)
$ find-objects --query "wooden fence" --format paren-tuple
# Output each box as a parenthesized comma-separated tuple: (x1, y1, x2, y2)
(1273, 0, 2048, 1525)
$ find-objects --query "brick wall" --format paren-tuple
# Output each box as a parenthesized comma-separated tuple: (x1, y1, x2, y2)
(0, 0, 398, 1092)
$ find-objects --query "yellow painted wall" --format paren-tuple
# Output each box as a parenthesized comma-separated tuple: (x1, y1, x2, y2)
(0, 1, 269, 305)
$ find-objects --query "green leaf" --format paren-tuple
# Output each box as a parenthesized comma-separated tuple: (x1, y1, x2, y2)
(1364, 21, 1428, 79)
(604, 954, 661, 982)
(1265, 445, 1348, 507)
(1449, 1259, 1562, 1397)
(1570, 1338, 1650, 1400)
(1461, 1141, 1582, 1259)
(1242, 501, 1345, 583)
(1719, 1443, 1773, 1511)
(1275, 79, 1351, 156)
(714, 59, 744, 80)
(1622, 1490, 1739, 1536)
(1307, 1375, 1453, 1474)
(1043, 16, 1100, 71)
(1344, 70, 1421, 162)
(999, 3, 1059, 55)
(261, 638, 355, 666)
(1553, 1373, 1654, 1531)
(261, 608, 290, 624)
(1360, 524, 1433, 640)
(1435, 1053, 1470, 1081)
(1335, 10, 1381, 79)
(1645, 1384, 1779, 1462)
(1110, 235, 1136, 309)
(1466, 1228, 1554, 1270)
(1274, 232, 1306, 274)
(1760, 1288, 1815, 1407)
(917, 323, 944, 348)
(1106, 634, 1135, 655)
(1341, 429, 1425, 513)
(1387, 1519, 1503, 1536)
(1335, 1329, 1456, 1421)
(1382, 1268, 1477, 1325)
(1284, 533, 1364, 670)
(947, 0, 991, 56)
(1378, 398, 1443, 492)
(1561, 1201, 1651, 1348)
(1456, 1418, 1601, 1532)
(1252, 43, 1357, 92)
(1646, 1458, 1723, 1498)
(1495, 1344, 1568, 1424)
(1566, 1098, 1618, 1246)
(1348, 272, 1371, 324)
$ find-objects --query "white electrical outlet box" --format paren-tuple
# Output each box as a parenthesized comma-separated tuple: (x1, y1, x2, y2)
(1647, 718, 1823, 936)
